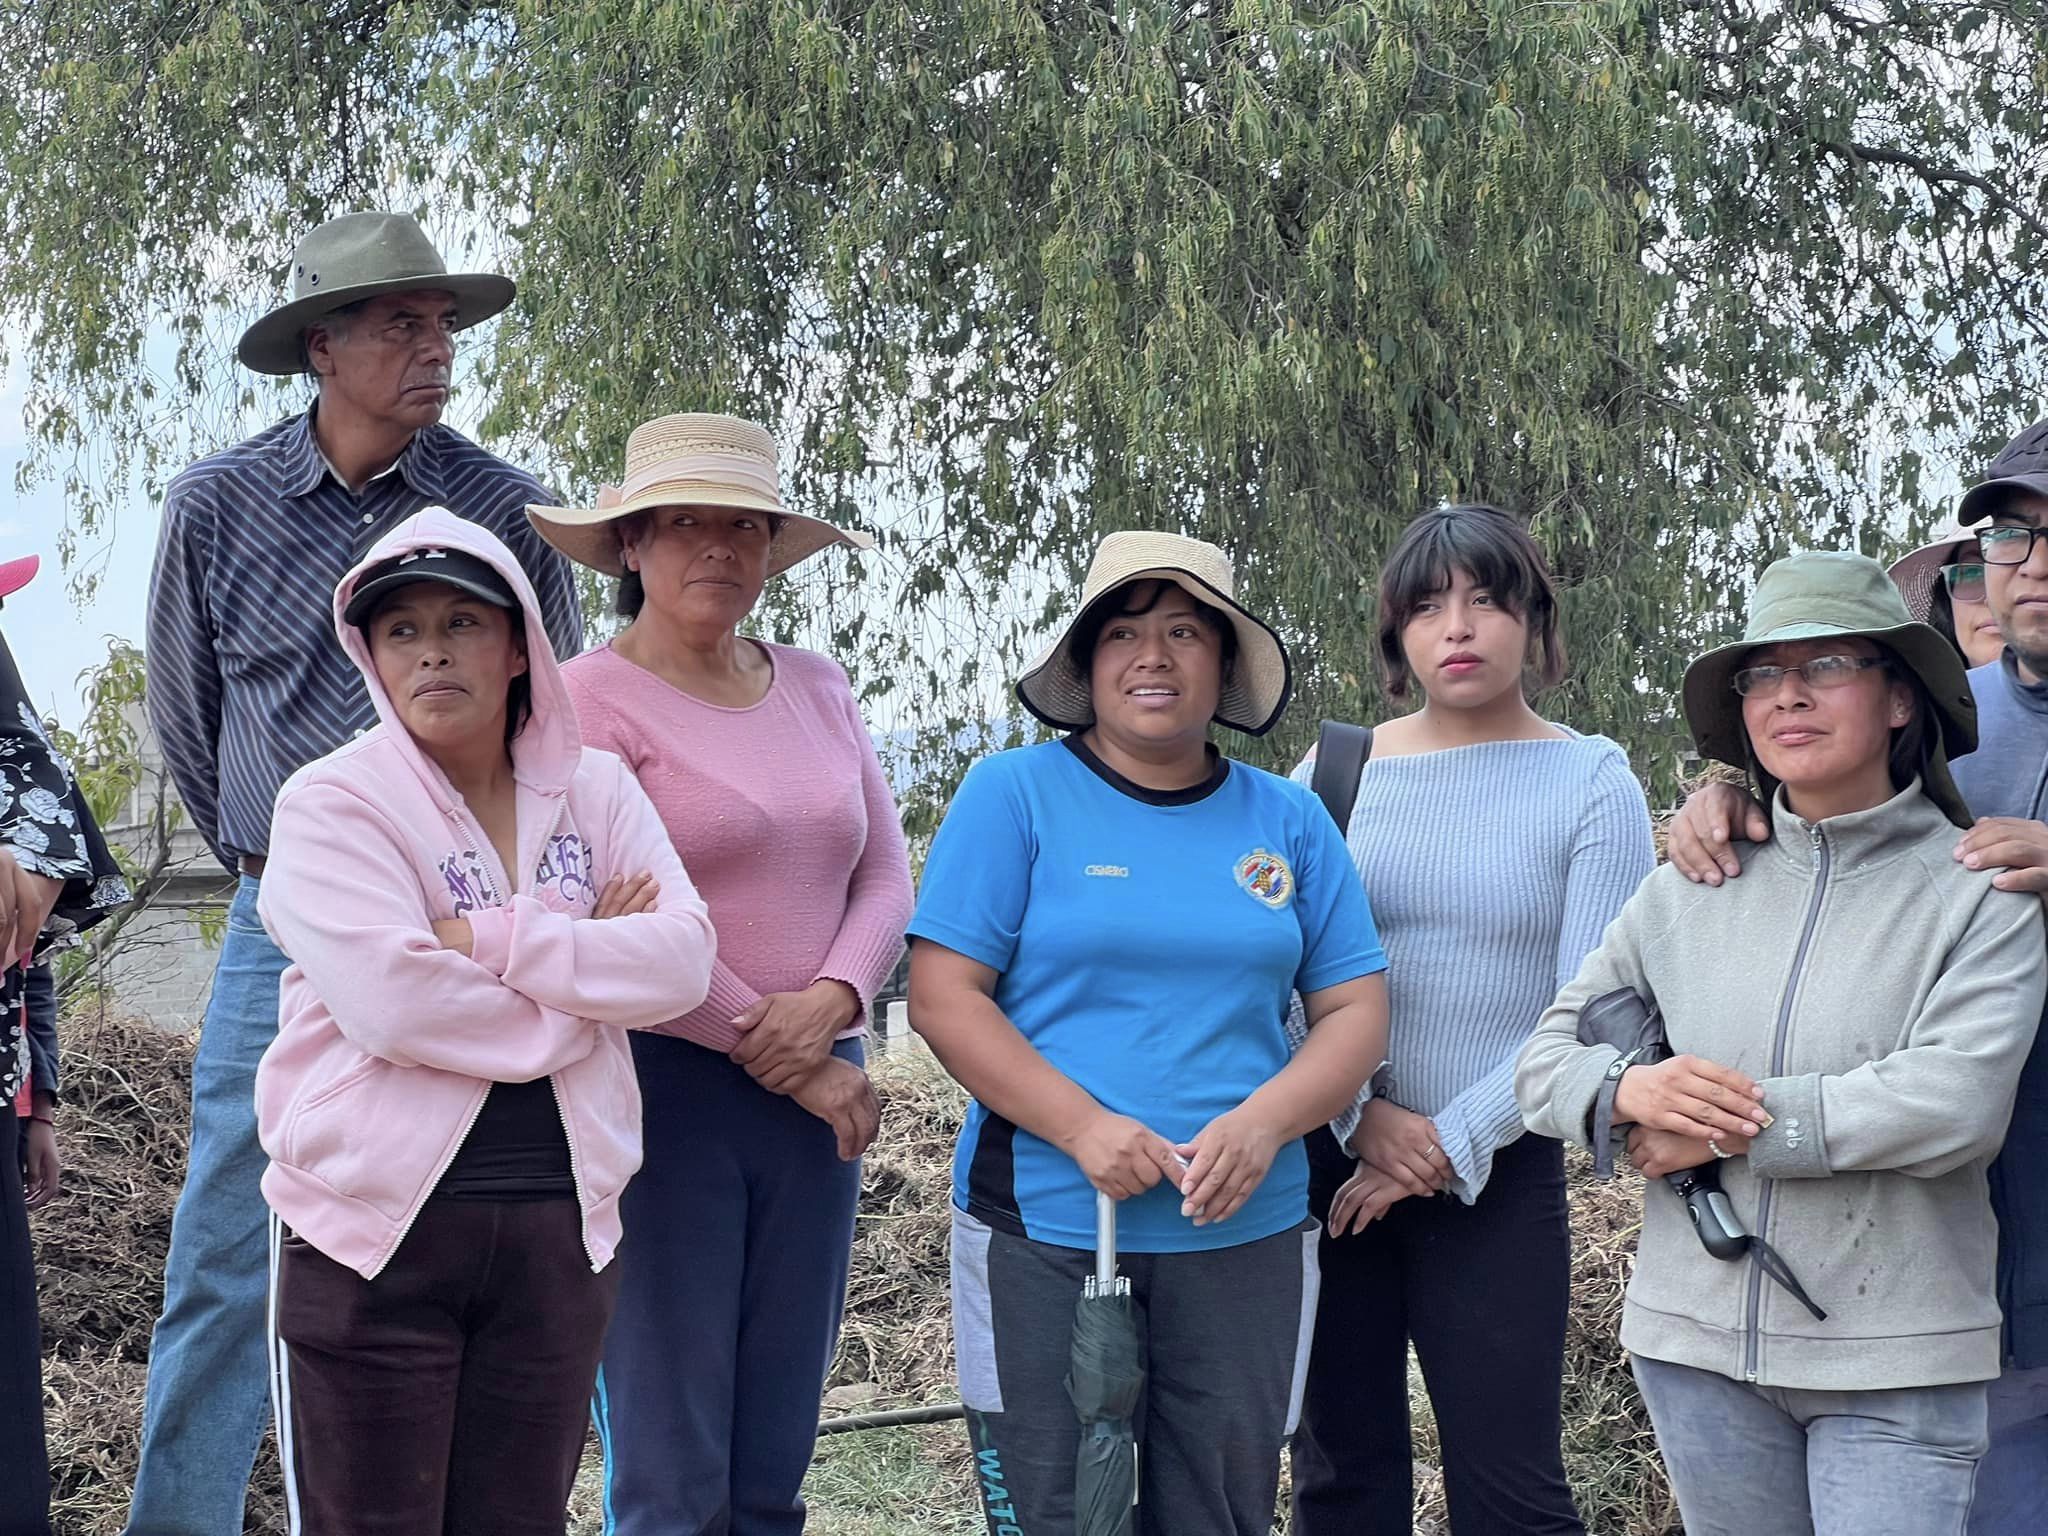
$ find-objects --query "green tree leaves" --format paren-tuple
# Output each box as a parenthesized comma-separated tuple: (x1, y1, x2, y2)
(4, 1, 2044, 815)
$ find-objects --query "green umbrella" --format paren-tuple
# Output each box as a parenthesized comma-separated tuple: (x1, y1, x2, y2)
(1065, 1191, 1143, 1536)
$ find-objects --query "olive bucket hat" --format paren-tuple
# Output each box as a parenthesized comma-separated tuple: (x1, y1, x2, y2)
(1015, 530, 1292, 736)
(1681, 550, 1978, 828)
(238, 212, 516, 376)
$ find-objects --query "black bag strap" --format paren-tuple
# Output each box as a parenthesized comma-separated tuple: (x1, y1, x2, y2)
(1310, 719, 1375, 833)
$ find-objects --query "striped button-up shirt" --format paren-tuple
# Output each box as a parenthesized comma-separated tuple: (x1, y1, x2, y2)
(145, 409, 584, 871)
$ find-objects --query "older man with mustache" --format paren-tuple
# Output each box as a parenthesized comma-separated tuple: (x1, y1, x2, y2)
(128, 212, 582, 1536)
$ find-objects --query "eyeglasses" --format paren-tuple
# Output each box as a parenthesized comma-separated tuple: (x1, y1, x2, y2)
(1730, 654, 1889, 697)
(1980, 524, 2048, 565)
(1941, 562, 1987, 603)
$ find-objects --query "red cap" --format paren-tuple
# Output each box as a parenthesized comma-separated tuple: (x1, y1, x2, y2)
(0, 555, 39, 601)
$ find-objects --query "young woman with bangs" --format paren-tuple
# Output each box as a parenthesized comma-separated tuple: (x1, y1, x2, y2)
(1291, 504, 1654, 1535)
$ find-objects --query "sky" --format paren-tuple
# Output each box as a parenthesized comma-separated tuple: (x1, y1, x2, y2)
(1, 354, 159, 731)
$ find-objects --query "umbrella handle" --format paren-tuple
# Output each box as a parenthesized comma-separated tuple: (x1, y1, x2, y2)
(1095, 1189, 1117, 1285)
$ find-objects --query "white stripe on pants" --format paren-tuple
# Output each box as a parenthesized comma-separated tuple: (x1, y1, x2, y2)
(265, 1212, 304, 1535)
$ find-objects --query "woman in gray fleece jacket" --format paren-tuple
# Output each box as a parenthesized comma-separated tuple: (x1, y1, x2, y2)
(1517, 550, 2046, 1536)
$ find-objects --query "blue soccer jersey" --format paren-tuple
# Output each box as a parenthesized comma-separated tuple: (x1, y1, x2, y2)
(908, 737, 1388, 1252)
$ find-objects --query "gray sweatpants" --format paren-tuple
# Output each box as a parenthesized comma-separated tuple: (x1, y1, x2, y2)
(1632, 1353, 1990, 1536)
(950, 1209, 1318, 1536)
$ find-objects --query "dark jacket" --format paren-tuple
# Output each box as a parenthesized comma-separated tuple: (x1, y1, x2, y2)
(24, 962, 55, 1100)
(1957, 653, 2048, 1369)
(0, 623, 129, 1105)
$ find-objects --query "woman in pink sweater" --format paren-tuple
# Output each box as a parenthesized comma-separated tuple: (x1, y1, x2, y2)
(529, 413, 913, 1535)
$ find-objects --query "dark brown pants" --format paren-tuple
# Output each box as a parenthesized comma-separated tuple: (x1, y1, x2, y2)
(1, 1110, 51, 1536)
(269, 1198, 620, 1536)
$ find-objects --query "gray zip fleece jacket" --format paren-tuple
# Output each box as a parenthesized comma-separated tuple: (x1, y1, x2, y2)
(1516, 784, 2046, 1391)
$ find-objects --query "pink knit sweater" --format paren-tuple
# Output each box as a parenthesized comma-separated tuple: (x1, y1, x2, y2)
(561, 642, 913, 1052)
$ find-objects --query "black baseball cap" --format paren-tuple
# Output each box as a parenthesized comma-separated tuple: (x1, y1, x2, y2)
(1959, 419, 2048, 524)
(344, 546, 519, 626)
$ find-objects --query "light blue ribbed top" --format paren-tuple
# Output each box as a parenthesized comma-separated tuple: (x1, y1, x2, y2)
(1294, 732, 1654, 1202)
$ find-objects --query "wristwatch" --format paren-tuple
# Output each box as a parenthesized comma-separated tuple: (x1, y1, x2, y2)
(1368, 1060, 1395, 1100)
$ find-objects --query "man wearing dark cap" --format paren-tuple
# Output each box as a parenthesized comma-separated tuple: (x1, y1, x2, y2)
(1664, 418, 2048, 1531)
(1945, 420, 2048, 1533)
(129, 212, 581, 1536)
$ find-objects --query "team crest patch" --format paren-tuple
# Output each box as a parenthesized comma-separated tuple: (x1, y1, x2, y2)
(1233, 848, 1294, 909)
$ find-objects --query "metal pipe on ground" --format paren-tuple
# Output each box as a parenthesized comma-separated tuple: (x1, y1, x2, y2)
(815, 1402, 967, 1436)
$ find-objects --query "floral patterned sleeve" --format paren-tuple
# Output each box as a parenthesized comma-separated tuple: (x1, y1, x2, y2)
(0, 703, 131, 943)
(0, 625, 131, 1100)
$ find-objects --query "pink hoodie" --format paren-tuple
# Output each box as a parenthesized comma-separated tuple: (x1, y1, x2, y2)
(255, 508, 715, 1279)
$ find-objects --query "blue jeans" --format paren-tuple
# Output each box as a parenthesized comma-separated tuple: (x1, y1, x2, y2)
(593, 1034, 864, 1536)
(1969, 1365, 2048, 1534)
(126, 879, 284, 1536)
(1632, 1354, 1989, 1536)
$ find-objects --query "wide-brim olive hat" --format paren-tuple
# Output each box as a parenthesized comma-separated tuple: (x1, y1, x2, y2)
(1015, 530, 1292, 737)
(238, 212, 515, 376)
(1682, 549, 1977, 827)
(526, 412, 871, 581)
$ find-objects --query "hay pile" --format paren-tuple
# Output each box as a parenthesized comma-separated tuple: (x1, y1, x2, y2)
(36, 1019, 1674, 1533)
(34, 1007, 287, 1533)
(833, 1047, 1678, 1534)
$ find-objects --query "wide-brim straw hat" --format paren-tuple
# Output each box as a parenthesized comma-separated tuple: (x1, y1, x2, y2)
(1886, 523, 1980, 623)
(1682, 549, 1977, 828)
(526, 413, 871, 580)
(1015, 531, 1291, 737)
(238, 212, 515, 376)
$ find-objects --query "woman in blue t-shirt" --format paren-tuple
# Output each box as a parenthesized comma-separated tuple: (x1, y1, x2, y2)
(1290, 505, 1654, 1535)
(909, 530, 1391, 1536)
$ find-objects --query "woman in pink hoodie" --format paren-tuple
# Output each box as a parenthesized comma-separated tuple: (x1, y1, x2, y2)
(254, 508, 716, 1536)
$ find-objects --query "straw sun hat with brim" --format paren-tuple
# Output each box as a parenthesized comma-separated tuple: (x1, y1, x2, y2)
(1682, 550, 1977, 828)
(1015, 531, 1292, 737)
(1886, 523, 1981, 624)
(525, 413, 872, 581)
(237, 212, 516, 377)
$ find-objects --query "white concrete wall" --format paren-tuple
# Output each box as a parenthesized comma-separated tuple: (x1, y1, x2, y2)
(90, 707, 234, 1031)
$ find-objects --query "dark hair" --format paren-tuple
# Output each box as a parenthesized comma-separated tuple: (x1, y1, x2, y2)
(613, 513, 652, 618)
(1881, 647, 1938, 794)
(1922, 581, 1965, 662)
(1376, 504, 1566, 701)
(299, 297, 373, 378)
(614, 509, 788, 618)
(504, 668, 533, 744)
(1068, 578, 1240, 676)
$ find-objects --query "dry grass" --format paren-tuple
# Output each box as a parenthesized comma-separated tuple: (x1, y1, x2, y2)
(32, 1008, 287, 1533)
(35, 1020, 1676, 1534)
